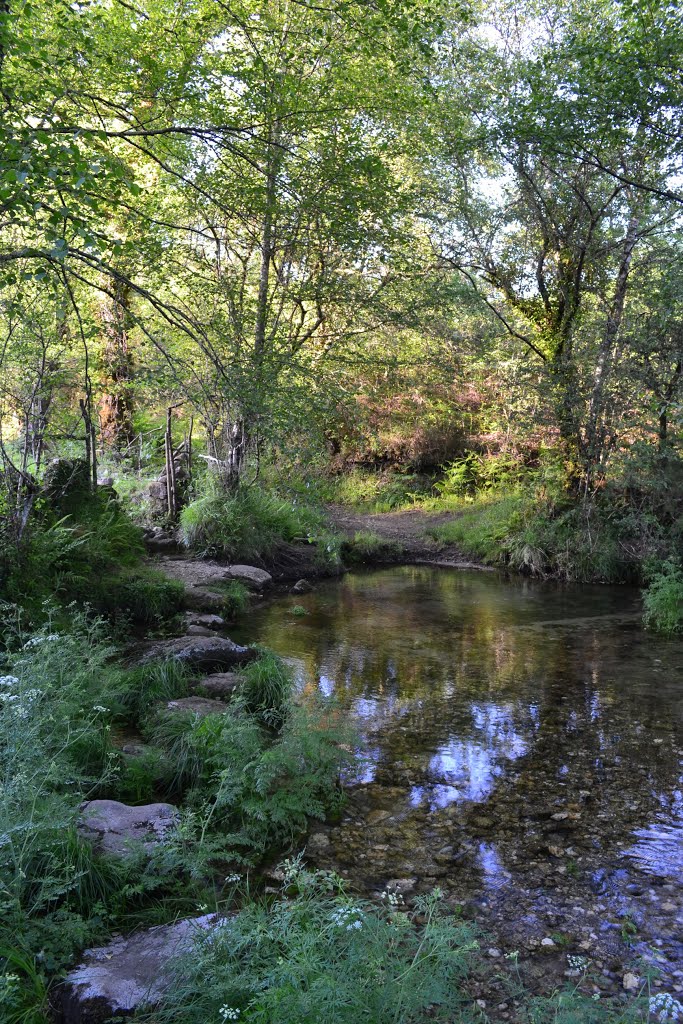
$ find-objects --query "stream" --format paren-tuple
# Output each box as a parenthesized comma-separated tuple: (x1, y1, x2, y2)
(233, 566, 683, 999)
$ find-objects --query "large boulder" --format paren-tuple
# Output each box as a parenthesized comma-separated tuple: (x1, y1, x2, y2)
(136, 634, 255, 671)
(56, 914, 219, 1023)
(79, 800, 178, 857)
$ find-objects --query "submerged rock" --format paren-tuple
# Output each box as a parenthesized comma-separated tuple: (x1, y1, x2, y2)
(291, 578, 313, 594)
(79, 800, 178, 857)
(136, 634, 254, 670)
(56, 914, 217, 1022)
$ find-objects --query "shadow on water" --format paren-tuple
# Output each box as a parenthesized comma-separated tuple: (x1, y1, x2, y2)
(234, 566, 683, 988)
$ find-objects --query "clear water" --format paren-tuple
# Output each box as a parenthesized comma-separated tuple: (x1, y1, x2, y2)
(233, 567, 683, 984)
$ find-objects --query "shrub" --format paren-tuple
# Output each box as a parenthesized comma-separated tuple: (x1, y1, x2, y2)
(643, 560, 683, 634)
(153, 865, 478, 1024)
(179, 485, 324, 562)
(0, 615, 125, 1006)
(149, 699, 354, 863)
(103, 569, 185, 626)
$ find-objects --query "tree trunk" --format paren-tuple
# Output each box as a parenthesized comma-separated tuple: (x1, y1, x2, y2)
(100, 278, 135, 452)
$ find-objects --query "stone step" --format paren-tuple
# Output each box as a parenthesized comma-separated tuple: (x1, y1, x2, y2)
(184, 612, 226, 631)
(135, 634, 255, 671)
(56, 914, 220, 1022)
(79, 800, 178, 858)
(195, 671, 241, 700)
(165, 696, 233, 717)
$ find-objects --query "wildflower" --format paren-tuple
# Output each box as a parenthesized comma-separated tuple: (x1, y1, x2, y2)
(330, 904, 364, 931)
(92, 705, 109, 713)
(225, 873, 241, 884)
(381, 889, 405, 907)
(567, 954, 590, 971)
(219, 1007, 240, 1021)
(0, 676, 19, 688)
(0, 694, 19, 703)
(504, 950, 520, 961)
(649, 993, 683, 1023)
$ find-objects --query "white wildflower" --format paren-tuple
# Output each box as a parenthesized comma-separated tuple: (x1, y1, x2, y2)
(92, 705, 109, 713)
(0, 676, 19, 688)
(225, 873, 241, 884)
(649, 993, 683, 1023)
(219, 1007, 240, 1021)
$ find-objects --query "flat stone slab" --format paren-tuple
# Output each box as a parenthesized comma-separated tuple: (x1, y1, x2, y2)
(58, 914, 217, 1022)
(185, 624, 214, 637)
(223, 564, 272, 590)
(158, 558, 272, 593)
(184, 612, 226, 630)
(136, 635, 254, 670)
(79, 800, 178, 857)
(196, 672, 241, 699)
(165, 696, 233, 716)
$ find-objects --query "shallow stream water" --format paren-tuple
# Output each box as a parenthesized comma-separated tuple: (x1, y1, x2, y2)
(233, 566, 683, 996)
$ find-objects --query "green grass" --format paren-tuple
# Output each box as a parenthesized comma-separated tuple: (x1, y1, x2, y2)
(179, 485, 325, 563)
(342, 530, 404, 564)
(430, 493, 526, 563)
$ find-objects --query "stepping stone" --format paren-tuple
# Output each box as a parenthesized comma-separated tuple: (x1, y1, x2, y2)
(291, 578, 313, 594)
(184, 612, 226, 630)
(223, 564, 272, 591)
(184, 588, 226, 612)
(185, 625, 214, 637)
(196, 672, 241, 699)
(57, 914, 219, 1022)
(165, 696, 232, 717)
(136, 635, 255, 671)
(79, 800, 178, 857)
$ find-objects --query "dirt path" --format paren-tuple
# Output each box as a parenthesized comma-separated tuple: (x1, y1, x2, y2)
(326, 504, 490, 570)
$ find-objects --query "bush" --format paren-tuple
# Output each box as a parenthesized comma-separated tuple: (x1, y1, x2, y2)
(0, 615, 125, 1008)
(643, 560, 683, 634)
(149, 699, 354, 863)
(104, 569, 185, 627)
(179, 485, 324, 563)
(153, 865, 477, 1024)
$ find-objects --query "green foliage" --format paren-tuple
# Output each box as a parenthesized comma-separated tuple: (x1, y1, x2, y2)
(121, 658, 192, 726)
(237, 652, 294, 729)
(0, 614, 124, 1003)
(150, 699, 353, 863)
(342, 531, 404, 565)
(320, 469, 431, 512)
(221, 581, 251, 618)
(103, 569, 185, 627)
(179, 485, 324, 563)
(643, 560, 683, 634)
(152, 866, 477, 1024)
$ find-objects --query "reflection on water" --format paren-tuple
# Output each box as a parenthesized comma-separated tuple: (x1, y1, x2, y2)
(234, 566, 683, 980)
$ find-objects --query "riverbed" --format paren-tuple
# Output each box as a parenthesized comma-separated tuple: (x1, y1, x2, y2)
(233, 566, 683, 1000)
